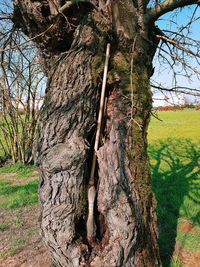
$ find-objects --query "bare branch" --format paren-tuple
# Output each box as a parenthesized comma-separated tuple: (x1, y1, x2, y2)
(58, 0, 96, 13)
(145, 0, 200, 23)
(150, 111, 163, 121)
(162, 29, 200, 42)
(156, 34, 200, 58)
(151, 84, 200, 96)
(158, 45, 200, 75)
(0, 24, 54, 53)
(59, 1, 74, 13)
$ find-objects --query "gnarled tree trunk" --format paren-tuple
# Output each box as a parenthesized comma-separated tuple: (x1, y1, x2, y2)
(13, 0, 162, 266)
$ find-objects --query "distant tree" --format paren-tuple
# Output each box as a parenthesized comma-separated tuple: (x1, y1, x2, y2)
(0, 27, 45, 163)
(0, 0, 199, 266)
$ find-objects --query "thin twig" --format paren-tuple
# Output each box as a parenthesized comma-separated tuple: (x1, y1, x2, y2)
(151, 111, 163, 122)
(151, 84, 200, 97)
(158, 45, 200, 75)
(0, 24, 54, 53)
(156, 34, 200, 58)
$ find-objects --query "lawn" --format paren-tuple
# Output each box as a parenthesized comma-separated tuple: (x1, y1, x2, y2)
(0, 163, 51, 266)
(148, 109, 200, 142)
(0, 163, 38, 209)
(148, 110, 200, 267)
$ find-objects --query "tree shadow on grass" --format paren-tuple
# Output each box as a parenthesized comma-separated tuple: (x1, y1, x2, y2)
(148, 138, 200, 267)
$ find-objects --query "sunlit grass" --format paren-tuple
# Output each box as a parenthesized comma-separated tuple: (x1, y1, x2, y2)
(176, 231, 200, 251)
(149, 110, 200, 142)
(0, 163, 38, 209)
(169, 257, 182, 267)
(0, 222, 8, 230)
(148, 110, 200, 267)
(0, 179, 38, 209)
(0, 179, 11, 186)
(0, 162, 36, 178)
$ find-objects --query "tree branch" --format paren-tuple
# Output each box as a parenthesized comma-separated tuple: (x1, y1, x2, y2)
(151, 84, 200, 97)
(145, 0, 200, 23)
(156, 34, 200, 58)
(59, 1, 74, 13)
(0, 24, 54, 53)
(59, 0, 95, 13)
(158, 45, 200, 75)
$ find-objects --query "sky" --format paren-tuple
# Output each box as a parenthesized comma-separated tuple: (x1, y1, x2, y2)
(151, 4, 200, 106)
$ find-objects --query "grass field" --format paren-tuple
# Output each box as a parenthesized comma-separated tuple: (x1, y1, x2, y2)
(0, 109, 199, 266)
(0, 163, 51, 266)
(148, 110, 200, 267)
(148, 110, 200, 142)
(0, 163, 38, 209)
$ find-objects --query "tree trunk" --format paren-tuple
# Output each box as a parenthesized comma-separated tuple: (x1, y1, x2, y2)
(13, 1, 162, 266)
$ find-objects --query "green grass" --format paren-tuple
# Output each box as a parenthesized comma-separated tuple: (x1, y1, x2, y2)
(149, 110, 200, 142)
(0, 247, 21, 259)
(11, 237, 27, 247)
(0, 162, 36, 178)
(11, 218, 25, 227)
(0, 179, 11, 186)
(148, 110, 200, 267)
(0, 159, 40, 259)
(169, 257, 182, 267)
(0, 232, 28, 258)
(0, 222, 8, 230)
(176, 231, 200, 251)
(0, 179, 38, 209)
(0, 163, 38, 209)
(24, 227, 37, 237)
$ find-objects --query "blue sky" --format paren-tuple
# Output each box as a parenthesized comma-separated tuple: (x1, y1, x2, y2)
(152, 4, 200, 106)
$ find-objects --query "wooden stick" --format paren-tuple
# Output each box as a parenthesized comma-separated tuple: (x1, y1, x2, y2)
(87, 43, 111, 243)
(89, 43, 111, 185)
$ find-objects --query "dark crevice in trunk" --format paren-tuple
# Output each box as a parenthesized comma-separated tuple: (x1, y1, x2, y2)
(74, 87, 112, 251)
(74, 217, 88, 244)
(88, 86, 114, 246)
(74, 125, 98, 247)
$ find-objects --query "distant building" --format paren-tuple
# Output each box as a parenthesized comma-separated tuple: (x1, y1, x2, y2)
(153, 94, 194, 107)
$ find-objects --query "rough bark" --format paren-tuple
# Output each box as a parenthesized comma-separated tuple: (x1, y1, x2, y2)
(12, 0, 162, 266)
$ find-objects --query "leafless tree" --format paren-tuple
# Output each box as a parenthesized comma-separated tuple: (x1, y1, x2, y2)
(0, 23, 45, 163)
